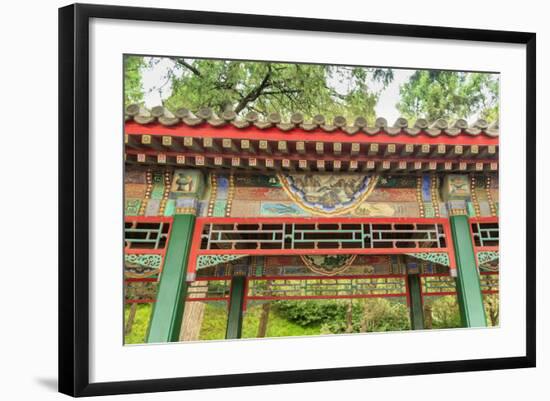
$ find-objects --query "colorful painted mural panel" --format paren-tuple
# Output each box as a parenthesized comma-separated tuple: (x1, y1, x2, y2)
(259, 202, 310, 216)
(278, 173, 378, 215)
(233, 187, 290, 201)
(234, 174, 281, 188)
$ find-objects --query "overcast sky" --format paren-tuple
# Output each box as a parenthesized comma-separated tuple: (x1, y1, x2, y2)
(140, 59, 415, 122)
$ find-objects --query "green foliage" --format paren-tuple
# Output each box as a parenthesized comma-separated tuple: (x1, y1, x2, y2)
(424, 296, 462, 329)
(125, 57, 500, 123)
(199, 299, 412, 340)
(396, 70, 499, 122)
(483, 294, 499, 327)
(124, 303, 153, 344)
(273, 299, 348, 326)
(320, 299, 410, 334)
(124, 296, 466, 344)
(125, 56, 501, 123)
(124, 55, 146, 106)
(242, 303, 322, 338)
(274, 298, 410, 334)
(356, 298, 411, 333)
(197, 302, 228, 340)
(140, 57, 393, 122)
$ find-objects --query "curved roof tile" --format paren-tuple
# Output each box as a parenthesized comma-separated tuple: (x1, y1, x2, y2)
(125, 105, 499, 138)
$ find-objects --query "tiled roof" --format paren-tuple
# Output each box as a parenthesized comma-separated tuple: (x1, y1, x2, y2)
(125, 105, 499, 138)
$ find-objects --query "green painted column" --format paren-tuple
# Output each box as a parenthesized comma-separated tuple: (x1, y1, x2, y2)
(226, 276, 246, 339)
(450, 215, 487, 327)
(147, 214, 195, 343)
(407, 274, 425, 330)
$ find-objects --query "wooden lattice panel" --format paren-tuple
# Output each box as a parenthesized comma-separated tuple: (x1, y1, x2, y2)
(199, 221, 447, 251)
(479, 273, 499, 294)
(470, 219, 499, 247)
(245, 275, 407, 301)
(124, 217, 172, 250)
(187, 217, 456, 280)
(421, 274, 457, 296)
(469, 217, 499, 270)
(185, 278, 232, 302)
(420, 272, 498, 297)
(124, 217, 174, 304)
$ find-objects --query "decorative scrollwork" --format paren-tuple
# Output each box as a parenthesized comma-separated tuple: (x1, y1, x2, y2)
(124, 254, 163, 278)
(300, 254, 357, 276)
(197, 254, 248, 270)
(406, 252, 450, 267)
(477, 251, 499, 271)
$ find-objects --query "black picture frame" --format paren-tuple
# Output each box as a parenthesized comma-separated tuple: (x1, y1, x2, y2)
(58, 3, 536, 397)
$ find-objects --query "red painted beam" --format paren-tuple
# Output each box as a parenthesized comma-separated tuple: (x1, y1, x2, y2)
(124, 248, 166, 254)
(194, 248, 453, 256)
(125, 148, 498, 164)
(246, 294, 407, 301)
(124, 216, 174, 223)
(250, 274, 406, 281)
(469, 217, 499, 223)
(196, 216, 451, 224)
(475, 246, 499, 252)
(125, 278, 158, 282)
(421, 290, 499, 297)
(125, 121, 499, 146)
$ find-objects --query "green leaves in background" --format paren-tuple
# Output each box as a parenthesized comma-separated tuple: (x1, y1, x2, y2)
(396, 70, 499, 122)
(125, 55, 499, 126)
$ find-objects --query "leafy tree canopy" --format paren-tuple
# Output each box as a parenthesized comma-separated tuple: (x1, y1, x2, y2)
(396, 70, 499, 122)
(125, 55, 393, 123)
(124, 55, 499, 123)
(124, 56, 146, 105)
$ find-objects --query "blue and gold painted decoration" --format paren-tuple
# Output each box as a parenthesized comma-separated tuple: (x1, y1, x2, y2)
(260, 202, 310, 216)
(213, 200, 227, 217)
(419, 174, 441, 218)
(421, 175, 432, 202)
(466, 201, 476, 217)
(150, 170, 165, 200)
(206, 173, 234, 217)
(278, 173, 378, 216)
(145, 199, 161, 216)
(175, 198, 198, 215)
(124, 167, 173, 217)
(163, 199, 175, 217)
(216, 175, 229, 199)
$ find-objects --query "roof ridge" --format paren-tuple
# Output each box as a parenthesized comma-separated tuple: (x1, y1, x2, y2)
(125, 104, 499, 137)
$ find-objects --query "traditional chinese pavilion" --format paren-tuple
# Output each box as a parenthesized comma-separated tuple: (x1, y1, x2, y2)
(123, 104, 499, 343)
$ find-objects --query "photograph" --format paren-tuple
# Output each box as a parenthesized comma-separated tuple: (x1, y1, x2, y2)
(123, 55, 500, 345)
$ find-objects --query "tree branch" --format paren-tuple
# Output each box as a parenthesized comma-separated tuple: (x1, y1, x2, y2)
(170, 57, 202, 77)
(234, 67, 272, 114)
(262, 89, 302, 95)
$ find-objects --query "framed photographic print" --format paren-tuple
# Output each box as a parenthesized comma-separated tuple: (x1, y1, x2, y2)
(58, 3, 536, 397)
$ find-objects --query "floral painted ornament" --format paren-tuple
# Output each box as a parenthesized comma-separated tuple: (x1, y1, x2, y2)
(300, 254, 357, 276)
